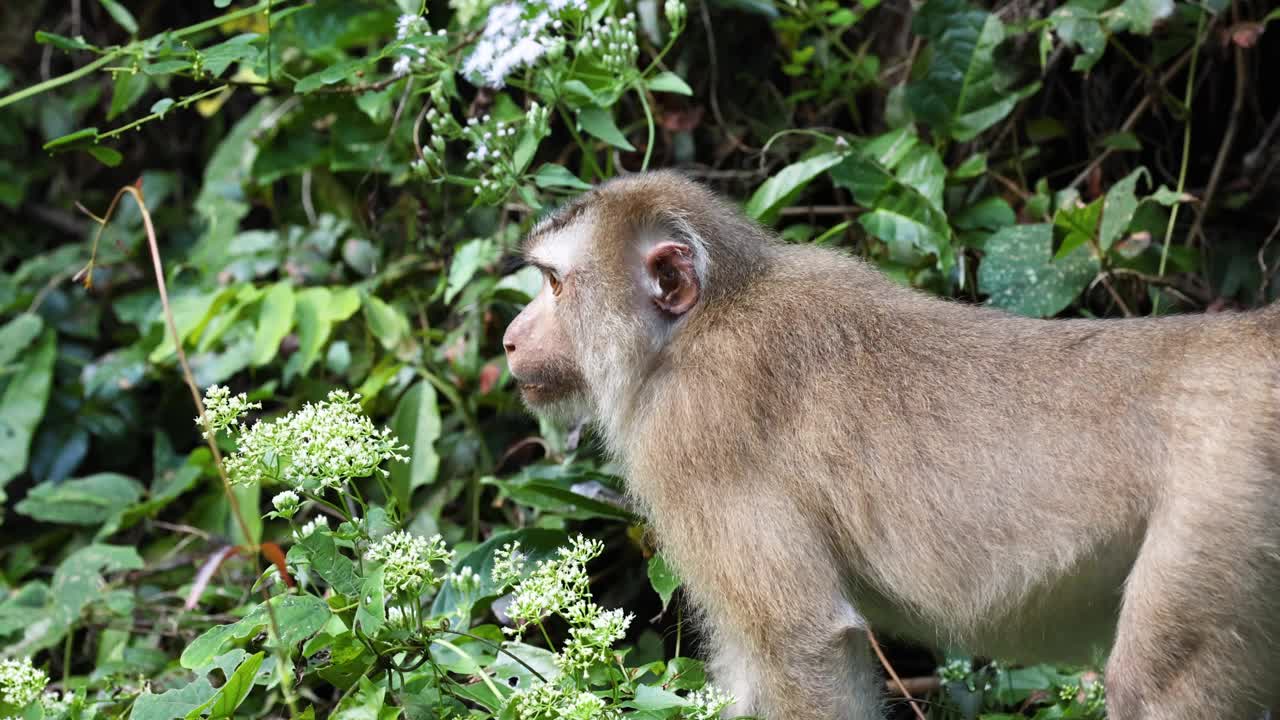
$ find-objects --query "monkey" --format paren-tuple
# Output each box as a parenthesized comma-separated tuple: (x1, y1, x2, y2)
(501, 170, 1280, 720)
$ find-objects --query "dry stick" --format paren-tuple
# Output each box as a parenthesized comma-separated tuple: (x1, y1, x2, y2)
(82, 185, 300, 719)
(867, 629, 928, 720)
(1185, 25, 1247, 246)
(1066, 49, 1195, 193)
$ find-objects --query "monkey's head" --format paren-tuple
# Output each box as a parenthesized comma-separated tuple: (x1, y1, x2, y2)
(502, 171, 763, 424)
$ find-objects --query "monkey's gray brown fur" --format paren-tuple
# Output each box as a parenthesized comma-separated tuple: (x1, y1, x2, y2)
(502, 170, 1280, 720)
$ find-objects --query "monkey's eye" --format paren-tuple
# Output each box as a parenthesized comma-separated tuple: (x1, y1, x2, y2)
(546, 272, 563, 296)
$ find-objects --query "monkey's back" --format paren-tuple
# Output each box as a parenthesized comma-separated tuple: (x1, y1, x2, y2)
(645, 241, 1280, 663)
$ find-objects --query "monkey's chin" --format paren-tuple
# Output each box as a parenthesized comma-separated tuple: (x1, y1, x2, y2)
(518, 383, 589, 423)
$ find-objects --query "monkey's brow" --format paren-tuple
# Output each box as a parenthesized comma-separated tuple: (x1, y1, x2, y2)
(522, 199, 588, 252)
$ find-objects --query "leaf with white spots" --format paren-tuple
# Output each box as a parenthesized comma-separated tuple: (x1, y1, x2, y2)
(978, 223, 1099, 317)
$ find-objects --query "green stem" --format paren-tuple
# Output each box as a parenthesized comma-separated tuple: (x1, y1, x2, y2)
(432, 638, 505, 699)
(557, 104, 604, 180)
(99, 84, 229, 139)
(0, 0, 287, 110)
(1153, 9, 1206, 315)
(0, 52, 118, 109)
(637, 86, 655, 171)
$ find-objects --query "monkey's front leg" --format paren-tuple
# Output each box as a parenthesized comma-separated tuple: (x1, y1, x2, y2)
(681, 523, 884, 720)
(706, 604, 883, 720)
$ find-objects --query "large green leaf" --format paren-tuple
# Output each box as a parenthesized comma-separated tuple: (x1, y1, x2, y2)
(181, 594, 331, 669)
(906, 0, 1038, 141)
(204, 652, 264, 719)
(744, 151, 847, 224)
(130, 678, 218, 720)
(0, 330, 55, 501)
(15, 473, 144, 526)
(577, 107, 635, 151)
(978, 223, 1100, 317)
(252, 281, 296, 367)
(298, 530, 362, 597)
(388, 381, 441, 515)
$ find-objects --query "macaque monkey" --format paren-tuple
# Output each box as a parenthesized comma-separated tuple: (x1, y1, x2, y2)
(501, 170, 1280, 720)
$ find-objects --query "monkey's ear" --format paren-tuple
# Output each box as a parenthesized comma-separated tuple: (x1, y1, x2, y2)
(645, 242, 700, 316)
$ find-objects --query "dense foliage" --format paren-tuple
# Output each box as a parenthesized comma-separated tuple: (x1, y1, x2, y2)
(0, 0, 1277, 718)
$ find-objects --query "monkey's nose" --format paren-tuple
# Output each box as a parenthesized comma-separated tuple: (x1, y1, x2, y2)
(503, 340, 516, 353)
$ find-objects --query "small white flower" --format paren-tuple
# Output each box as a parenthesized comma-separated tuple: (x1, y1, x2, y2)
(0, 658, 47, 709)
(196, 385, 261, 438)
(396, 13, 425, 39)
(393, 54, 413, 76)
(685, 686, 735, 720)
(271, 490, 301, 518)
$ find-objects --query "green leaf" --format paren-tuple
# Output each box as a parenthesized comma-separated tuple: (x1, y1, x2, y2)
(1099, 131, 1141, 151)
(951, 153, 988, 179)
(205, 652, 264, 719)
(577, 107, 635, 151)
(87, 145, 124, 167)
(150, 98, 176, 116)
(446, 238, 500, 304)
(1099, 167, 1147, 252)
(627, 684, 688, 710)
(50, 544, 144, 639)
(298, 531, 361, 597)
(0, 331, 55, 501)
(388, 381, 440, 515)
(647, 554, 681, 612)
(332, 676, 386, 720)
(355, 566, 385, 636)
(34, 31, 94, 51)
(252, 281, 295, 367)
(362, 295, 410, 350)
(0, 313, 43, 369)
(130, 678, 217, 720)
(98, 0, 139, 33)
(42, 127, 99, 152)
(294, 59, 369, 93)
(744, 151, 846, 223)
(646, 71, 693, 95)
(533, 163, 593, 191)
(15, 473, 144, 526)
(906, 0, 1037, 141)
(1050, 5, 1107, 72)
(181, 594, 330, 669)
(1105, 0, 1174, 35)
(978, 223, 1100, 317)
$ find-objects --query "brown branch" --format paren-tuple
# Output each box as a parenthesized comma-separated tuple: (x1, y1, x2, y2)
(1185, 4, 1247, 246)
(868, 630, 928, 720)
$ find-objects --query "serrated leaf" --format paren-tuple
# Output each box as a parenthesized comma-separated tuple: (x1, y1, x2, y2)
(577, 107, 635, 151)
(181, 594, 330, 669)
(298, 531, 361, 597)
(646, 71, 693, 95)
(250, 281, 295, 367)
(744, 151, 846, 223)
(978, 223, 1100, 317)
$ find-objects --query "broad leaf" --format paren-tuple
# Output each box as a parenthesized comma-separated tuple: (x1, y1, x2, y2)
(577, 107, 635, 151)
(744, 151, 846, 224)
(252, 281, 295, 367)
(388, 381, 441, 515)
(15, 472, 144, 526)
(0, 330, 55, 501)
(978, 223, 1100, 317)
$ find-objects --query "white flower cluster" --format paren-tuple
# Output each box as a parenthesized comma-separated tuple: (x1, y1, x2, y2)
(499, 535, 602, 628)
(448, 565, 483, 594)
(294, 515, 329, 540)
(463, 0, 586, 87)
(365, 531, 454, 596)
(0, 658, 47, 710)
(222, 389, 408, 492)
(684, 686, 735, 720)
(506, 682, 619, 720)
(271, 490, 301, 519)
(392, 12, 449, 76)
(195, 384, 261, 439)
(578, 13, 638, 74)
(558, 607, 633, 673)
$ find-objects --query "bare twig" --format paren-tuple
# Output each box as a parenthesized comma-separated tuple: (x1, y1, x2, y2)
(1185, 4, 1247, 246)
(868, 630, 928, 720)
